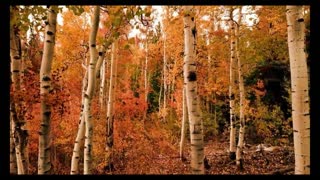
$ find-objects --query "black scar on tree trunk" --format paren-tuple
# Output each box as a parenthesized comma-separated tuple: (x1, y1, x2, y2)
(238, 159, 244, 171)
(229, 152, 236, 160)
(47, 31, 53, 35)
(188, 71, 197, 82)
(192, 26, 197, 38)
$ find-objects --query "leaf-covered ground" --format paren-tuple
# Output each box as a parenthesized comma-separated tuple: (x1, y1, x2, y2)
(100, 119, 295, 175)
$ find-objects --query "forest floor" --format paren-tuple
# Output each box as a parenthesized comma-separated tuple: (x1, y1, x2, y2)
(102, 119, 295, 175)
(26, 117, 295, 175)
(112, 140, 294, 175)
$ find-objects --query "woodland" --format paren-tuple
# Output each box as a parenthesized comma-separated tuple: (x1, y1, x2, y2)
(9, 5, 310, 175)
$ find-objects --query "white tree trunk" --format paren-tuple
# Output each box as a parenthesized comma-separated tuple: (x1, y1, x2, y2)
(183, 6, 204, 174)
(70, 68, 88, 174)
(170, 59, 177, 104)
(179, 86, 188, 160)
(105, 40, 118, 171)
(10, 109, 21, 174)
(163, 30, 167, 121)
(96, 46, 106, 78)
(95, 45, 106, 99)
(144, 38, 149, 120)
(105, 55, 110, 111)
(235, 6, 245, 170)
(10, 18, 29, 174)
(10, 103, 28, 174)
(38, 6, 57, 174)
(228, 8, 237, 160)
(286, 5, 310, 175)
(158, 81, 162, 113)
(83, 6, 100, 174)
(99, 55, 106, 110)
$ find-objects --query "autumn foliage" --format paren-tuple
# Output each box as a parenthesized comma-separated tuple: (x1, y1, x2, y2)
(9, 5, 310, 174)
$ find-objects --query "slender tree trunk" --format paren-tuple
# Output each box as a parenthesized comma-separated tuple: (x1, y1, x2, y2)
(158, 80, 162, 113)
(105, 40, 118, 171)
(96, 46, 106, 79)
(10, 17, 29, 174)
(70, 68, 88, 174)
(228, 8, 237, 160)
(10, 103, 22, 173)
(83, 6, 100, 174)
(183, 6, 204, 174)
(99, 55, 106, 110)
(179, 86, 188, 160)
(38, 6, 57, 174)
(20, 33, 28, 169)
(11, 102, 28, 174)
(95, 45, 106, 97)
(171, 59, 177, 103)
(144, 38, 149, 120)
(286, 5, 310, 175)
(10, 115, 17, 174)
(105, 53, 110, 112)
(163, 31, 167, 121)
(235, 6, 245, 170)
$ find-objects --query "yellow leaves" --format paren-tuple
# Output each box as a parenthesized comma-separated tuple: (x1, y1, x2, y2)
(111, 16, 122, 27)
(66, 6, 85, 16)
(113, 6, 123, 14)
(256, 6, 287, 36)
(53, 7, 91, 83)
(112, 31, 120, 39)
(128, 37, 135, 45)
(124, 44, 130, 50)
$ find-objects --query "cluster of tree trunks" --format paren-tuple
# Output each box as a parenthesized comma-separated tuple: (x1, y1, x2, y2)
(9, 5, 310, 175)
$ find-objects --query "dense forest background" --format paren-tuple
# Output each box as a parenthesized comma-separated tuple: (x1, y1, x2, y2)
(9, 5, 311, 174)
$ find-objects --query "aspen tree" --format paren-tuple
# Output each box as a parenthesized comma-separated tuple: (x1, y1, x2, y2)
(10, 22, 29, 175)
(83, 6, 100, 174)
(70, 67, 88, 174)
(235, 6, 245, 169)
(163, 28, 167, 121)
(234, 6, 245, 170)
(183, 6, 204, 174)
(105, 40, 118, 171)
(228, 7, 237, 160)
(70, 40, 90, 174)
(144, 35, 149, 120)
(38, 6, 57, 174)
(286, 5, 310, 174)
(94, 45, 106, 110)
(99, 55, 106, 110)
